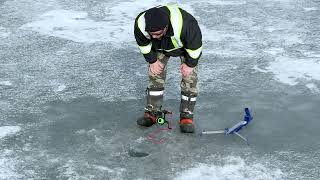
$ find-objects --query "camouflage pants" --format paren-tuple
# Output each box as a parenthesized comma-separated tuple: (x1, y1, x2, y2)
(148, 53, 198, 96)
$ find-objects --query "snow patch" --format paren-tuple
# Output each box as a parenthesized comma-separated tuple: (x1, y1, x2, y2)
(0, 156, 21, 180)
(58, 160, 126, 179)
(303, 7, 317, 12)
(19, 0, 196, 44)
(92, 165, 115, 172)
(173, 156, 283, 180)
(20, 9, 127, 43)
(303, 51, 320, 58)
(306, 83, 320, 94)
(205, 0, 246, 6)
(266, 56, 320, 86)
(263, 47, 285, 56)
(0, 126, 21, 139)
(0, 81, 12, 86)
(54, 84, 66, 92)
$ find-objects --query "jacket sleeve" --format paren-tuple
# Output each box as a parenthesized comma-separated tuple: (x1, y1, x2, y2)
(182, 19, 203, 67)
(134, 15, 157, 64)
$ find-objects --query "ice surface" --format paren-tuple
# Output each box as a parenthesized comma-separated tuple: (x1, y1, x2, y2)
(1, 0, 320, 179)
(0, 27, 11, 38)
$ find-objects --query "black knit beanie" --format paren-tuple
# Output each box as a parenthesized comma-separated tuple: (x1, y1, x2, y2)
(145, 7, 169, 32)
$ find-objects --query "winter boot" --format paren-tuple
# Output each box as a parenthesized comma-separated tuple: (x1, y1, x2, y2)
(137, 107, 161, 127)
(179, 93, 197, 133)
(137, 88, 164, 127)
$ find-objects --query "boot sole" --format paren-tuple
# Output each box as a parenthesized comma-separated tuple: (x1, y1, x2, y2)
(137, 117, 155, 127)
(180, 124, 195, 133)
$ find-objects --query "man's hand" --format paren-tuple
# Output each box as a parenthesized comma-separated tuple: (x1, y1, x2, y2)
(149, 59, 164, 75)
(180, 63, 194, 78)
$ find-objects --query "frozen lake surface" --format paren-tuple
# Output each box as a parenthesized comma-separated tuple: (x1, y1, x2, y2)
(0, 0, 319, 179)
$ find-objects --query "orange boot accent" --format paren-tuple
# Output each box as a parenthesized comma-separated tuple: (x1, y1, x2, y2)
(180, 118, 194, 125)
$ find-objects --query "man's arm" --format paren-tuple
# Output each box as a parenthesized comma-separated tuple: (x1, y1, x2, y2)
(134, 15, 157, 64)
(182, 19, 203, 67)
